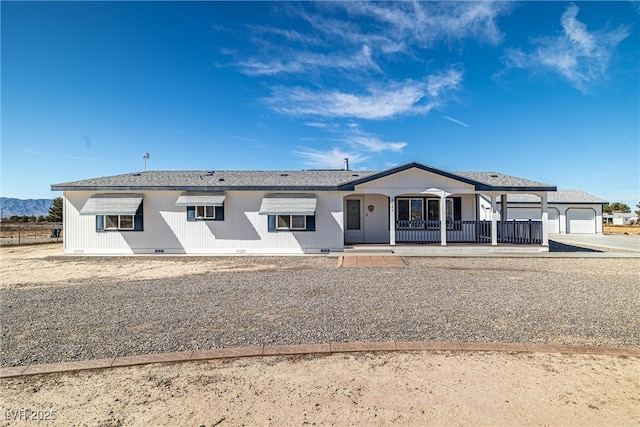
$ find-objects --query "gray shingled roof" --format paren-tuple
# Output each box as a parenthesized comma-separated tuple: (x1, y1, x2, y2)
(453, 171, 553, 189)
(507, 190, 607, 204)
(51, 170, 378, 190)
(51, 162, 556, 192)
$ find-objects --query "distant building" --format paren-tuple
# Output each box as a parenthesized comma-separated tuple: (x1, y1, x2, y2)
(603, 213, 638, 226)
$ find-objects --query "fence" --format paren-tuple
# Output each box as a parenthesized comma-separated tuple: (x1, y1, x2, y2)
(0, 223, 63, 245)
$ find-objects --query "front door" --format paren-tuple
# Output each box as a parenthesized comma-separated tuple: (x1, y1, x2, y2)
(344, 198, 364, 243)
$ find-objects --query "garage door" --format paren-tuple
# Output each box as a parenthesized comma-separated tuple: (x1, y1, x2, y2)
(507, 208, 560, 234)
(566, 208, 596, 234)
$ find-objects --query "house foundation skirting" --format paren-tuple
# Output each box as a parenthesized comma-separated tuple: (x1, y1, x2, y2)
(344, 244, 549, 254)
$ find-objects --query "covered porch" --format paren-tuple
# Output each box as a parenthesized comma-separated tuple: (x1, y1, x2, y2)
(390, 191, 549, 247)
(340, 162, 556, 250)
(344, 192, 549, 247)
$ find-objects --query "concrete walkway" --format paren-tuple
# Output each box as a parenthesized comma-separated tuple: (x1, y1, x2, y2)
(1, 341, 638, 379)
(550, 233, 640, 252)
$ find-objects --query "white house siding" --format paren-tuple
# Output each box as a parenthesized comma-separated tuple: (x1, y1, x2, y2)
(457, 194, 477, 220)
(63, 190, 345, 254)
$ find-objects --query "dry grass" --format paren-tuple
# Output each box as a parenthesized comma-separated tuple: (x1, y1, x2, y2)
(0, 223, 61, 239)
(0, 223, 63, 246)
(604, 224, 640, 235)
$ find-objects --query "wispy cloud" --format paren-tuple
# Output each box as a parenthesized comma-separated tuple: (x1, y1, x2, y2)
(342, 124, 407, 153)
(500, 4, 629, 92)
(305, 122, 328, 128)
(221, 1, 507, 167)
(337, 1, 511, 48)
(296, 122, 406, 170)
(349, 134, 406, 152)
(443, 115, 470, 128)
(266, 68, 463, 120)
(225, 1, 509, 81)
(295, 147, 367, 169)
(236, 44, 379, 76)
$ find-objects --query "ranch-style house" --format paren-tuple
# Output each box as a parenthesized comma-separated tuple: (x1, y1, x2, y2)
(51, 162, 605, 255)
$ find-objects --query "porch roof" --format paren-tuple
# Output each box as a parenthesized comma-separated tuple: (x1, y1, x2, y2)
(338, 163, 556, 192)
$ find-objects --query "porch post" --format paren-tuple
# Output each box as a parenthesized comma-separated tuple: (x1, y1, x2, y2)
(389, 196, 396, 246)
(541, 192, 549, 246)
(491, 194, 498, 246)
(501, 194, 508, 221)
(440, 194, 447, 246)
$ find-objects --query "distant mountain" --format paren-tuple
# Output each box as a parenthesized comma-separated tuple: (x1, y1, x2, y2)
(0, 197, 53, 218)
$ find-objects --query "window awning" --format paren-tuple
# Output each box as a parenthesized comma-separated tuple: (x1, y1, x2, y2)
(259, 193, 317, 216)
(175, 192, 226, 207)
(80, 194, 143, 216)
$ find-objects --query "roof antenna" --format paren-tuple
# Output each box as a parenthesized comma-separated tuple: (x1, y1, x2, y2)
(344, 157, 349, 171)
(143, 153, 150, 171)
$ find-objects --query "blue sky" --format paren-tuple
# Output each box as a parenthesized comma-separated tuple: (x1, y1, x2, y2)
(2, 1, 639, 207)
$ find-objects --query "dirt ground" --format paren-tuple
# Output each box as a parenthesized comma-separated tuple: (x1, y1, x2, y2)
(1, 352, 638, 426)
(604, 224, 640, 235)
(1, 243, 639, 425)
(0, 243, 327, 290)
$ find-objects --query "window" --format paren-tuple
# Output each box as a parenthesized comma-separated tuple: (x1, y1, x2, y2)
(277, 215, 306, 230)
(397, 198, 424, 230)
(96, 203, 143, 232)
(267, 215, 315, 232)
(427, 199, 439, 221)
(396, 197, 461, 230)
(426, 199, 455, 221)
(196, 205, 215, 219)
(397, 198, 423, 221)
(102, 214, 135, 230)
(445, 199, 454, 228)
(445, 199, 454, 221)
(427, 198, 461, 230)
(186, 205, 224, 221)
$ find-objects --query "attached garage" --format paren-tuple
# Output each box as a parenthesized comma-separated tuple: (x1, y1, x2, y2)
(566, 208, 596, 234)
(502, 190, 605, 234)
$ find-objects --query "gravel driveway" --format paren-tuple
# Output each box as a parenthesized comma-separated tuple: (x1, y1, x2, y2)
(1, 256, 639, 367)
